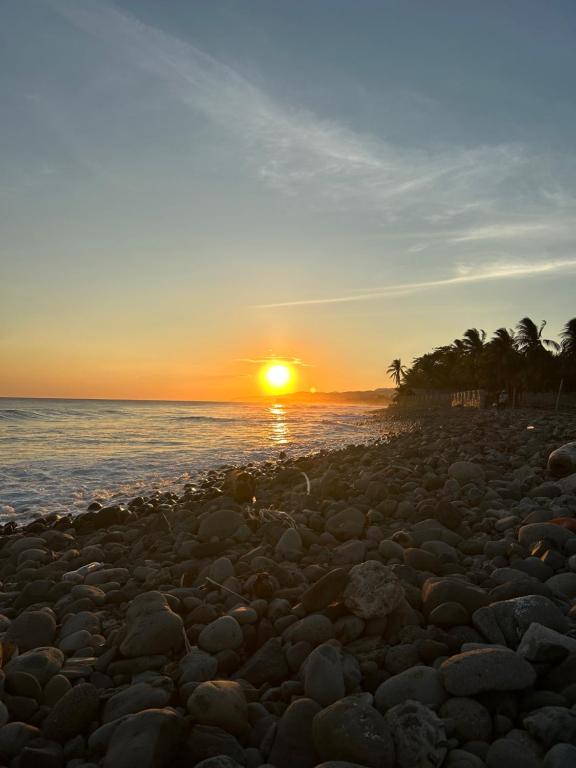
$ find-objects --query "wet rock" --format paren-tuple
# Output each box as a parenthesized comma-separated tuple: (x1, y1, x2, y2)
(385, 699, 448, 768)
(440, 647, 536, 696)
(312, 696, 395, 768)
(120, 591, 183, 658)
(343, 561, 405, 619)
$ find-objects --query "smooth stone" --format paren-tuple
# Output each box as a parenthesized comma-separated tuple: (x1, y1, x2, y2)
(194, 758, 243, 768)
(486, 737, 543, 768)
(429, 602, 469, 627)
(187, 681, 248, 737)
(5, 647, 64, 685)
(448, 462, 485, 484)
(312, 696, 395, 768)
(325, 508, 365, 541)
(59, 629, 94, 653)
(343, 560, 405, 619)
(518, 523, 573, 550)
(120, 591, 184, 658)
(284, 614, 335, 646)
(0, 722, 42, 758)
(444, 749, 486, 768)
(43, 674, 72, 706)
(422, 578, 488, 617)
(4, 610, 56, 652)
(386, 699, 447, 768)
(103, 708, 183, 768)
(179, 647, 219, 684)
(61, 611, 101, 638)
(546, 573, 576, 599)
(5, 671, 43, 701)
(304, 644, 346, 707)
(233, 638, 289, 687)
(544, 743, 576, 767)
(375, 666, 446, 711)
(440, 697, 492, 742)
(43, 682, 100, 742)
(275, 528, 303, 560)
(301, 568, 349, 612)
(198, 616, 243, 653)
(268, 697, 321, 768)
(440, 648, 536, 696)
(198, 510, 243, 542)
(103, 683, 171, 723)
(186, 724, 245, 766)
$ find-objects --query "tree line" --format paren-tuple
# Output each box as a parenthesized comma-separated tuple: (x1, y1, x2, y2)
(388, 317, 576, 397)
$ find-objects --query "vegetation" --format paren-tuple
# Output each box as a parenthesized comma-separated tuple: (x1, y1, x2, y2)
(389, 317, 576, 397)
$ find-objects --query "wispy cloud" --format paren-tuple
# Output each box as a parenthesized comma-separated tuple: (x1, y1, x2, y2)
(253, 258, 576, 308)
(51, 0, 530, 221)
(235, 356, 311, 367)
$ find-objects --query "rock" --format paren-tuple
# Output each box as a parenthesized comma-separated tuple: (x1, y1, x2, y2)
(5, 671, 42, 701)
(285, 614, 335, 646)
(546, 573, 576, 599)
(198, 510, 243, 542)
(275, 528, 303, 560)
(187, 681, 248, 736)
(473, 595, 568, 647)
(193, 757, 243, 768)
(375, 666, 446, 711)
(60, 629, 94, 653)
(43, 682, 100, 742)
(429, 602, 469, 627)
(444, 749, 486, 768)
(5, 646, 64, 685)
(517, 622, 576, 662)
(304, 644, 346, 706)
(179, 647, 219, 684)
(439, 697, 492, 742)
(43, 674, 72, 706)
(547, 442, 576, 478)
(186, 724, 246, 766)
(268, 698, 321, 768)
(60, 611, 101, 638)
(544, 743, 576, 767)
(4, 610, 56, 652)
(523, 706, 576, 748)
(103, 708, 183, 768)
(312, 696, 395, 768)
(386, 699, 447, 768)
(233, 638, 288, 687)
(422, 578, 487, 617)
(379, 540, 405, 560)
(103, 683, 171, 723)
(120, 591, 183, 658)
(325, 508, 365, 541)
(0, 722, 41, 760)
(486, 736, 543, 768)
(440, 647, 536, 696)
(448, 462, 485, 484)
(199, 616, 243, 653)
(404, 548, 442, 574)
(301, 568, 349, 612)
(343, 561, 405, 619)
(518, 523, 573, 550)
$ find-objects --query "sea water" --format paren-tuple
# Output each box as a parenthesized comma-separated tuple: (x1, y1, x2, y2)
(0, 398, 382, 522)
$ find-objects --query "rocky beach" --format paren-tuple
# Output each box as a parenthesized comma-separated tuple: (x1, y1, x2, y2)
(1, 408, 576, 768)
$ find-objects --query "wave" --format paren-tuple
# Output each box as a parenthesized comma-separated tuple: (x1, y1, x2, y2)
(0, 409, 44, 420)
(172, 415, 238, 423)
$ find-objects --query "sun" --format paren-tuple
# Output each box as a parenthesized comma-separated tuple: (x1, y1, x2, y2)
(260, 362, 294, 394)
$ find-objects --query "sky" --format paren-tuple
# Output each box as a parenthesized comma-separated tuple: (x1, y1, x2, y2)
(1, 0, 576, 399)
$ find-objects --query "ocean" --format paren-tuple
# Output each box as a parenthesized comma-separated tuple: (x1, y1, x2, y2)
(0, 398, 382, 523)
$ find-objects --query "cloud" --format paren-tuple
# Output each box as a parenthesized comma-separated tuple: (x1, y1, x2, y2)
(51, 0, 531, 221)
(253, 258, 576, 308)
(235, 356, 311, 367)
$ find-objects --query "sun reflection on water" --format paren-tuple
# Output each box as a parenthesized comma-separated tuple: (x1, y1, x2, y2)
(269, 403, 289, 445)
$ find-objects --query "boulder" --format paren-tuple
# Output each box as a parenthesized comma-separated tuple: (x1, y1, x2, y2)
(198, 510, 243, 542)
(343, 561, 405, 619)
(43, 682, 100, 742)
(187, 681, 248, 737)
(440, 647, 536, 696)
(375, 666, 446, 711)
(268, 697, 321, 768)
(198, 616, 243, 653)
(103, 708, 183, 768)
(120, 592, 183, 658)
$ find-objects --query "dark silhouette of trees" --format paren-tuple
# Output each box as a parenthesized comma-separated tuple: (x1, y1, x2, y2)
(386, 358, 406, 388)
(396, 317, 576, 397)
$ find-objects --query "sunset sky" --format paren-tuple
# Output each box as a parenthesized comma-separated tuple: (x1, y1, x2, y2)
(2, 0, 576, 399)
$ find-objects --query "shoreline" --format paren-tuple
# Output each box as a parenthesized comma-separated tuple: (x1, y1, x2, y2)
(1, 407, 576, 765)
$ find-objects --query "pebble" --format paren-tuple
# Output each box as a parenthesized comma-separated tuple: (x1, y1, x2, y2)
(198, 616, 243, 653)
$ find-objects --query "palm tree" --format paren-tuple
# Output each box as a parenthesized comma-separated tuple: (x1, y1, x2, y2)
(387, 358, 407, 388)
(560, 318, 576, 359)
(487, 328, 520, 396)
(462, 328, 486, 353)
(515, 318, 560, 392)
